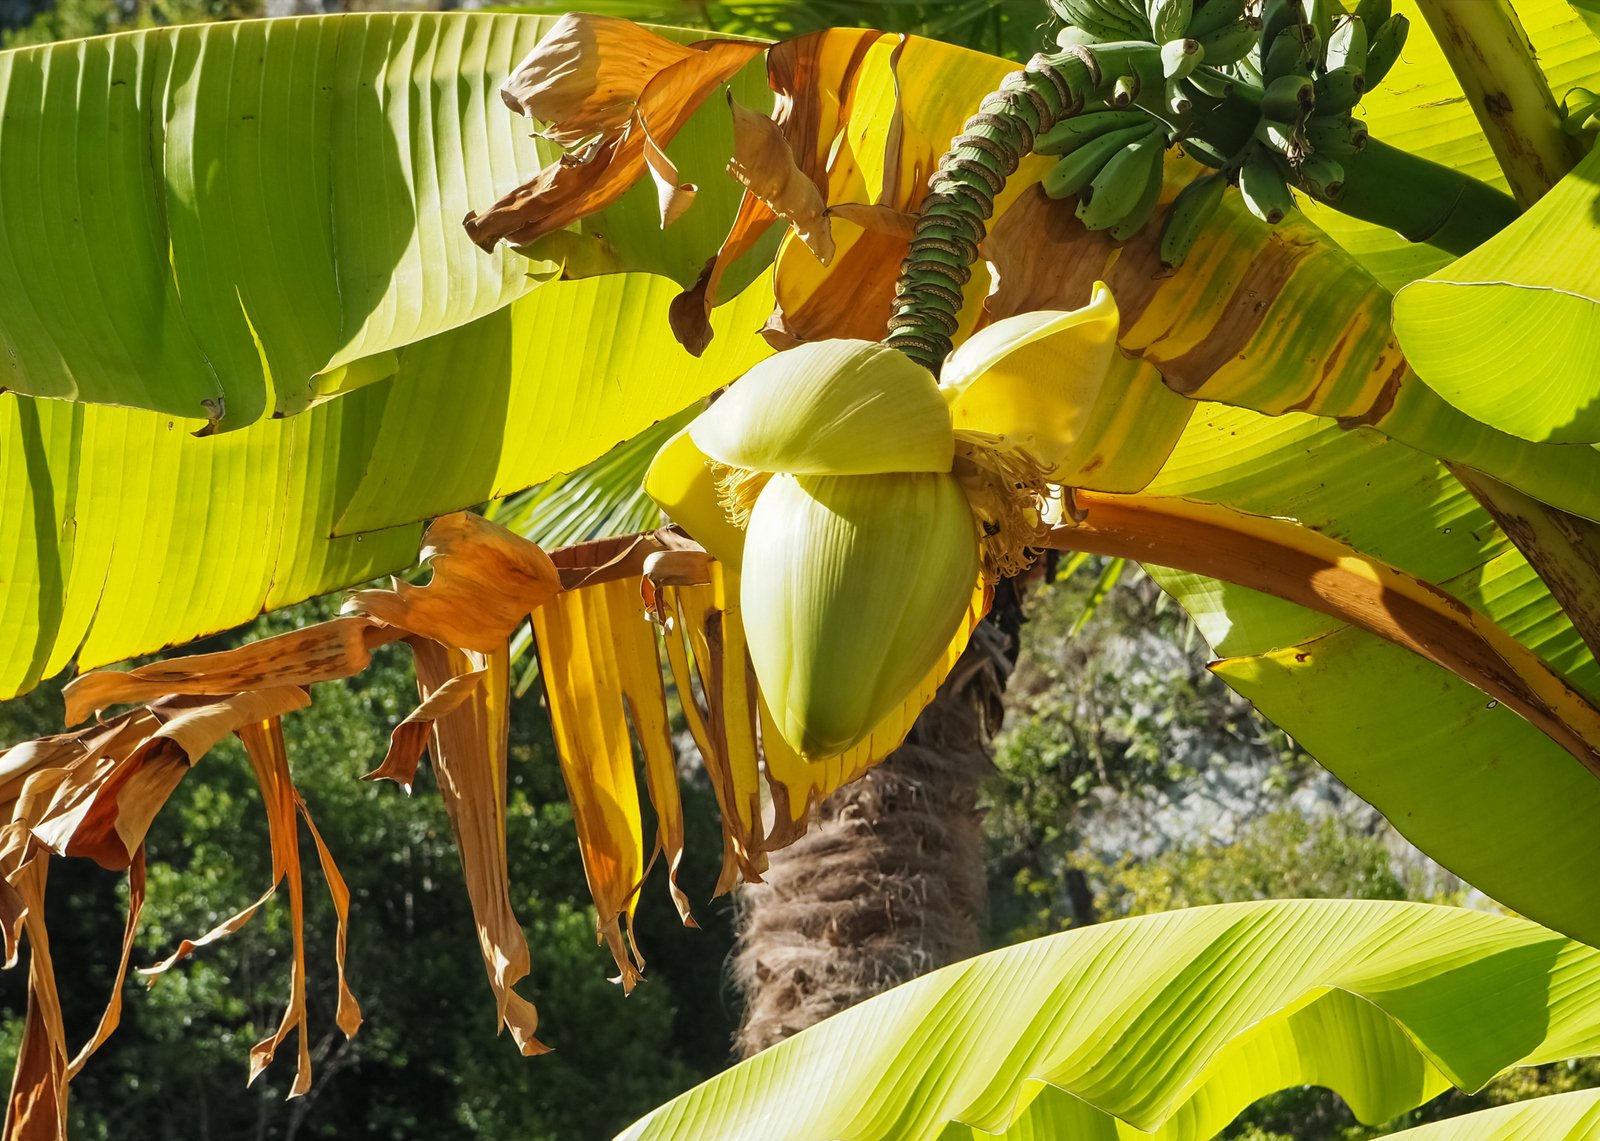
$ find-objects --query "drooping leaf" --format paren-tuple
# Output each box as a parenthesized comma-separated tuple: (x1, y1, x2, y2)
(617, 900, 1600, 1141)
(1121, 403, 1600, 949)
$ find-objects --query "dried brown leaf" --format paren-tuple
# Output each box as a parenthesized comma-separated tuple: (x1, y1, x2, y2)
(411, 639, 548, 1054)
(726, 96, 832, 263)
(63, 617, 401, 725)
(498, 14, 700, 145)
(346, 513, 560, 651)
(465, 29, 762, 250)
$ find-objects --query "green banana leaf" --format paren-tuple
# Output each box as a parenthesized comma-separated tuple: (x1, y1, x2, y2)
(617, 900, 1600, 1141)
(1139, 401, 1600, 948)
(0, 272, 772, 700)
(0, 12, 768, 428)
(1394, 143, 1600, 443)
(1386, 1088, 1600, 1138)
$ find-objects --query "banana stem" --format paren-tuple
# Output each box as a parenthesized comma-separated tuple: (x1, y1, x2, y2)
(885, 43, 1157, 374)
(1412, 0, 1581, 206)
(1311, 139, 1519, 257)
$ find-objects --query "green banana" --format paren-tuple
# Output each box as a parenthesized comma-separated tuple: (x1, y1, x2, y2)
(1254, 117, 1300, 156)
(1036, 109, 1159, 155)
(1186, 65, 1238, 99)
(1263, 27, 1313, 82)
(1178, 134, 1234, 167)
(1186, 0, 1246, 40)
(1297, 153, 1344, 197)
(1260, 0, 1308, 57)
(1239, 146, 1294, 224)
(1043, 123, 1160, 199)
(1146, 0, 1195, 42)
(1112, 74, 1142, 106)
(1166, 76, 1195, 116)
(1305, 114, 1369, 155)
(1315, 66, 1365, 113)
(1354, 0, 1390, 28)
(1303, 0, 1336, 53)
(1052, 0, 1146, 40)
(1110, 141, 1169, 239)
(1162, 38, 1204, 79)
(1261, 73, 1315, 120)
(1364, 14, 1409, 88)
(1078, 133, 1165, 231)
(1325, 14, 1368, 75)
(1196, 18, 1259, 65)
(1158, 170, 1226, 265)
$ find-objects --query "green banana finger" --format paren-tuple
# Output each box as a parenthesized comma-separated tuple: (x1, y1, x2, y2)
(1162, 37, 1204, 79)
(1052, 0, 1146, 39)
(1110, 144, 1169, 239)
(1159, 171, 1227, 265)
(1043, 124, 1160, 199)
(1079, 134, 1165, 231)
(1297, 153, 1344, 197)
(1260, 0, 1308, 56)
(1036, 109, 1158, 155)
(1186, 0, 1246, 39)
(1263, 27, 1313, 81)
(1146, 0, 1194, 42)
(1239, 145, 1294, 224)
(1305, 114, 1369, 155)
(1315, 66, 1365, 113)
(1325, 14, 1368, 74)
(1261, 73, 1315, 120)
(1254, 117, 1300, 156)
(1196, 18, 1259, 65)
(1365, 14, 1409, 88)
(1167, 76, 1195, 116)
(1178, 133, 1234, 167)
(1186, 65, 1237, 99)
(1354, 0, 1390, 29)
(1112, 74, 1142, 106)
(1304, 0, 1339, 53)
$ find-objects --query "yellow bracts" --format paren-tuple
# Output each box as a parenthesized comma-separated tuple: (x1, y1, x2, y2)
(647, 283, 1137, 758)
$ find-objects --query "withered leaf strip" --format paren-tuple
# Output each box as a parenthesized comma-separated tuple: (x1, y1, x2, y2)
(464, 15, 763, 251)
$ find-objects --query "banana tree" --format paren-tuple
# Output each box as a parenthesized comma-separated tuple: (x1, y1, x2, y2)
(5, 0, 1600, 1137)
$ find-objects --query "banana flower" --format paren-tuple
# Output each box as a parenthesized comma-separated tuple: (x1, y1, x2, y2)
(647, 283, 1167, 758)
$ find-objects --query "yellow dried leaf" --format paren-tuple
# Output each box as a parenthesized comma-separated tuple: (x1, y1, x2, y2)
(531, 579, 651, 987)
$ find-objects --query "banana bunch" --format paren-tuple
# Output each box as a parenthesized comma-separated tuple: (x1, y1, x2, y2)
(1155, 0, 1409, 265)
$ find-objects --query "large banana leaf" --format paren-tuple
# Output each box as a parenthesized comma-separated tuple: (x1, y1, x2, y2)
(1131, 402, 1600, 948)
(619, 900, 1600, 1141)
(0, 12, 768, 427)
(0, 273, 772, 699)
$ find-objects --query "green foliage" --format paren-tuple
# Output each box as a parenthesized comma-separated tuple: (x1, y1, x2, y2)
(1, 0, 248, 48)
(0, 597, 737, 1139)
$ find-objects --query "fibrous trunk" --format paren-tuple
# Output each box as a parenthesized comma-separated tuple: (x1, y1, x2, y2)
(731, 619, 1013, 1056)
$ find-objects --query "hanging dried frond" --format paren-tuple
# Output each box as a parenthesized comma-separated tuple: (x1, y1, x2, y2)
(0, 511, 985, 1138)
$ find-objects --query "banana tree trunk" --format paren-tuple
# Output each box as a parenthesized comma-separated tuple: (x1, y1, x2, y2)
(731, 611, 1017, 1057)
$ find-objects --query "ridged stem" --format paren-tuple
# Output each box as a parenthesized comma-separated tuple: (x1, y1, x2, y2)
(1412, 0, 1582, 207)
(1313, 139, 1519, 257)
(884, 44, 1151, 374)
